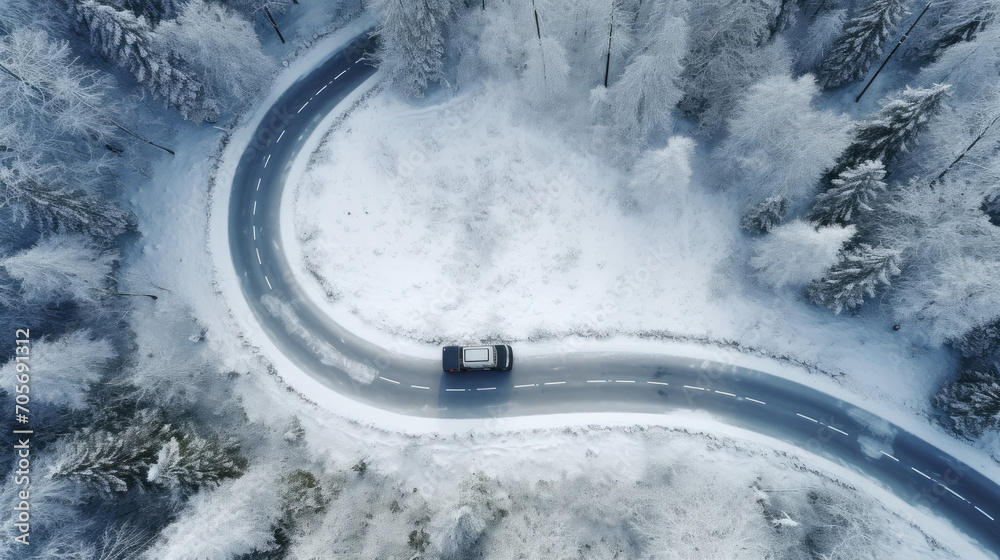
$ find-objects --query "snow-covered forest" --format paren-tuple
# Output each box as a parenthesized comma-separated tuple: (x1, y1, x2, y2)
(354, 0, 1000, 444)
(1, 0, 999, 557)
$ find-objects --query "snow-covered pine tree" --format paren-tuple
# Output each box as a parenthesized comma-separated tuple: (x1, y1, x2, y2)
(954, 319, 1000, 358)
(928, 0, 998, 60)
(809, 159, 887, 225)
(934, 364, 1000, 438)
(368, 0, 452, 97)
(72, 0, 208, 120)
(0, 154, 134, 237)
(108, 0, 185, 23)
(146, 434, 246, 492)
(808, 243, 902, 313)
(50, 418, 170, 494)
(827, 84, 950, 182)
(740, 195, 788, 233)
(817, 0, 908, 89)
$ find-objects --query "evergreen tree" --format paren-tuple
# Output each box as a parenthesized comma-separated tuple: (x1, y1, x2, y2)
(954, 319, 1000, 359)
(50, 417, 170, 494)
(928, 0, 997, 60)
(809, 243, 902, 313)
(809, 160, 887, 226)
(934, 365, 1000, 438)
(108, 0, 185, 23)
(368, 0, 451, 97)
(740, 195, 788, 233)
(817, 0, 909, 89)
(146, 434, 247, 492)
(72, 0, 208, 120)
(827, 84, 950, 182)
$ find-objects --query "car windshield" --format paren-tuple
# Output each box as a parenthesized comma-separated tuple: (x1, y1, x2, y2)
(464, 347, 490, 362)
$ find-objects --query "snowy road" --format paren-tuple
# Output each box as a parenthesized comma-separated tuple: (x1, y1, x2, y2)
(227, 32, 1000, 555)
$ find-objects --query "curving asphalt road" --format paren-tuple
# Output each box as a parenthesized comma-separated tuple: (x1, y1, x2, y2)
(228, 32, 1000, 555)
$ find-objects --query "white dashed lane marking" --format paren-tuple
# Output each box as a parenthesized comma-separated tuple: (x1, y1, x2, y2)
(514, 384, 536, 389)
(253, 200, 257, 215)
(715, 390, 735, 397)
(380, 377, 400, 385)
(446, 388, 465, 392)
(544, 381, 566, 386)
(256, 178, 261, 190)
(252, 226, 256, 240)
(255, 248, 262, 265)
(335, 69, 347, 79)
(411, 385, 429, 390)
(881, 451, 900, 462)
(615, 380, 635, 384)
(477, 387, 496, 391)
(683, 385, 706, 391)
(746, 398, 766, 405)
(796, 413, 819, 423)
(975, 506, 995, 521)
(911, 467, 933, 481)
(587, 380, 608, 383)
(297, 101, 309, 113)
(943, 486, 967, 502)
(829, 426, 850, 437)
(264, 276, 272, 290)
(276, 130, 285, 143)
(317, 85, 328, 95)
(647, 381, 669, 386)
(264, 154, 271, 167)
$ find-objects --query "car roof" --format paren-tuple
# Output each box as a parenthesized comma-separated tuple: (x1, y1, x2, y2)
(463, 347, 491, 362)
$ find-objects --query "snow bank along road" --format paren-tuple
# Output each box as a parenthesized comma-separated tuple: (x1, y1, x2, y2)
(227, 33, 1000, 554)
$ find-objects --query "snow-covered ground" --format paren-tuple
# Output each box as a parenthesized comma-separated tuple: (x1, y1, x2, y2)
(291, 82, 957, 423)
(115, 6, 1000, 559)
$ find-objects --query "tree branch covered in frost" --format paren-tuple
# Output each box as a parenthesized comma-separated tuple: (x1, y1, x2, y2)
(715, 73, 851, 210)
(152, 0, 276, 110)
(367, 0, 452, 97)
(142, 465, 284, 560)
(0, 330, 113, 410)
(591, 0, 687, 150)
(678, 0, 790, 135)
(879, 177, 1000, 346)
(0, 235, 118, 306)
(751, 220, 856, 289)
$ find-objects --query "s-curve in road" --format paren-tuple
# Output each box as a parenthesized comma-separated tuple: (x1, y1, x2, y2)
(228, 32, 1000, 556)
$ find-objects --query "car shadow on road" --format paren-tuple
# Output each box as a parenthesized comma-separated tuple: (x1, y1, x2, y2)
(436, 371, 514, 418)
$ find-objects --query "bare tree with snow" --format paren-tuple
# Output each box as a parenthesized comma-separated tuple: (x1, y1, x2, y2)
(367, 0, 452, 97)
(152, 0, 275, 110)
(715, 73, 852, 210)
(0, 235, 118, 306)
(751, 220, 856, 289)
